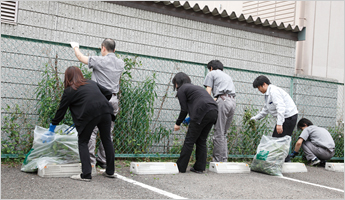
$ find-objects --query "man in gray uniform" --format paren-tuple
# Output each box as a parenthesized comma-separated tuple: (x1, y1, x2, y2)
(204, 60, 236, 162)
(70, 39, 124, 169)
(290, 118, 335, 166)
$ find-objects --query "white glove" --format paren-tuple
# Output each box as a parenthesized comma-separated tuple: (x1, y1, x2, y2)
(250, 117, 256, 121)
(70, 42, 79, 49)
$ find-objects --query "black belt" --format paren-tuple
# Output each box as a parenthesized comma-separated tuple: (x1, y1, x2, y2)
(217, 94, 235, 100)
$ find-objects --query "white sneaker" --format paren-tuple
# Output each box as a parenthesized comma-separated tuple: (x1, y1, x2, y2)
(70, 174, 91, 182)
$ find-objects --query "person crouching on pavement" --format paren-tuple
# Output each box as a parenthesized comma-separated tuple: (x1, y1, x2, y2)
(43, 66, 116, 181)
(173, 72, 218, 173)
(290, 118, 335, 166)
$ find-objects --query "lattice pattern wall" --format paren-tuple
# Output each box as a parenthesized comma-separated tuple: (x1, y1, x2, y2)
(1, 36, 343, 158)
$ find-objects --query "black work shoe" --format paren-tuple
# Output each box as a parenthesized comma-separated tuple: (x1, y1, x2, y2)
(310, 158, 321, 166)
(190, 167, 203, 174)
(96, 161, 107, 169)
(318, 160, 326, 167)
(102, 172, 116, 178)
(70, 174, 91, 182)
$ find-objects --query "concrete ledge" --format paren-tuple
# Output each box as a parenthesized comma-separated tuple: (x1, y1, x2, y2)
(130, 162, 179, 174)
(282, 162, 308, 173)
(209, 162, 250, 173)
(325, 162, 344, 172)
(37, 163, 97, 178)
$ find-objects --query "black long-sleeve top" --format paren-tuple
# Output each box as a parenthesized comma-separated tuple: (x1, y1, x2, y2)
(175, 83, 218, 125)
(52, 80, 115, 133)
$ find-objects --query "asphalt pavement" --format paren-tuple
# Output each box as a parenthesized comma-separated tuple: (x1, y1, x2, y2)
(1, 161, 344, 199)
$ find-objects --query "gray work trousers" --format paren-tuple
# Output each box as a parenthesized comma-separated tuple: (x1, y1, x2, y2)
(302, 141, 335, 161)
(212, 95, 236, 162)
(88, 94, 118, 166)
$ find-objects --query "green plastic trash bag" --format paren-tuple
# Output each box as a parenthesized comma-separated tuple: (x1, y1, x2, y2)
(250, 135, 291, 176)
(21, 124, 80, 172)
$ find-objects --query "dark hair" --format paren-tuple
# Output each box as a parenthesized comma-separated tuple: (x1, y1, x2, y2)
(297, 118, 313, 129)
(64, 66, 87, 90)
(253, 75, 271, 88)
(207, 60, 224, 71)
(172, 72, 191, 91)
(101, 38, 116, 52)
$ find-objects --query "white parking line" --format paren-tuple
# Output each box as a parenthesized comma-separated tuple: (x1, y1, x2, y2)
(115, 173, 188, 199)
(279, 176, 344, 193)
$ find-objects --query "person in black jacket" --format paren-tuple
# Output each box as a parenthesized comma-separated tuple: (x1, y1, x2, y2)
(48, 66, 116, 181)
(173, 72, 218, 173)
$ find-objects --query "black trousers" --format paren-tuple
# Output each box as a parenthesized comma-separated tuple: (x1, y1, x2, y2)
(177, 110, 218, 173)
(272, 113, 298, 162)
(78, 114, 115, 179)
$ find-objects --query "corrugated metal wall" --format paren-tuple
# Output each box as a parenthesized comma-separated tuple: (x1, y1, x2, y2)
(243, 1, 296, 26)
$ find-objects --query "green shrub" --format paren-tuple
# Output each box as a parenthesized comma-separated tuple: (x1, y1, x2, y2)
(1, 104, 34, 163)
(227, 105, 272, 156)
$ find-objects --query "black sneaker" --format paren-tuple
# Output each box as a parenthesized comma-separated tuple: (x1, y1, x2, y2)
(318, 160, 326, 167)
(102, 172, 116, 178)
(190, 167, 203, 174)
(96, 161, 107, 169)
(70, 174, 91, 182)
(311, 158, 321, 166)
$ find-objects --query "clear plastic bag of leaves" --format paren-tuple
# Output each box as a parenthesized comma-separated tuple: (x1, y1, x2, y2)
(21, 124, 80, 172)
(250, 135, 291, 176)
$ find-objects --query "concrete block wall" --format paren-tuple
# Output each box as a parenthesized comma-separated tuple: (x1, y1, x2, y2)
(1, 1, 343, 150)
(0, 0, 296, 127)
(2, 1, 296, 75)
(2, 36, 342, 143)
(1, 36, 97, 117)
(293, 78, 343, 127)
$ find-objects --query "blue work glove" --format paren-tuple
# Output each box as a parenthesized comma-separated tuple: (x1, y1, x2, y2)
(41, 123, 56, 143)
(48, 123, 56, 132)
(290, 151, 298, 158)
(182, 117, 191, 125)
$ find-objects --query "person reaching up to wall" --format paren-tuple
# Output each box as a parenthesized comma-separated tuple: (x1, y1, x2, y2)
(70, 38, 124, 170)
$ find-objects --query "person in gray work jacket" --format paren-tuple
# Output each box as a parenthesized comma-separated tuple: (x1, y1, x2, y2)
(250, 75, 298, 162)
(203, 60, 236, 162)
(70, 38, 124, 169)
(290, 118, 335, 166)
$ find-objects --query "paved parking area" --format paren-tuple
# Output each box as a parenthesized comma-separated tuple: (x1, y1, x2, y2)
(1, 162, 344, 199)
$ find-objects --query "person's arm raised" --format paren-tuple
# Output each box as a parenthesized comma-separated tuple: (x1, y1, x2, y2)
(70, 42, 89, 64)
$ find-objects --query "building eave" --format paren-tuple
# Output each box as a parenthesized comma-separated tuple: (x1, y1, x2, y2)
(107, 1, 301, 41)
